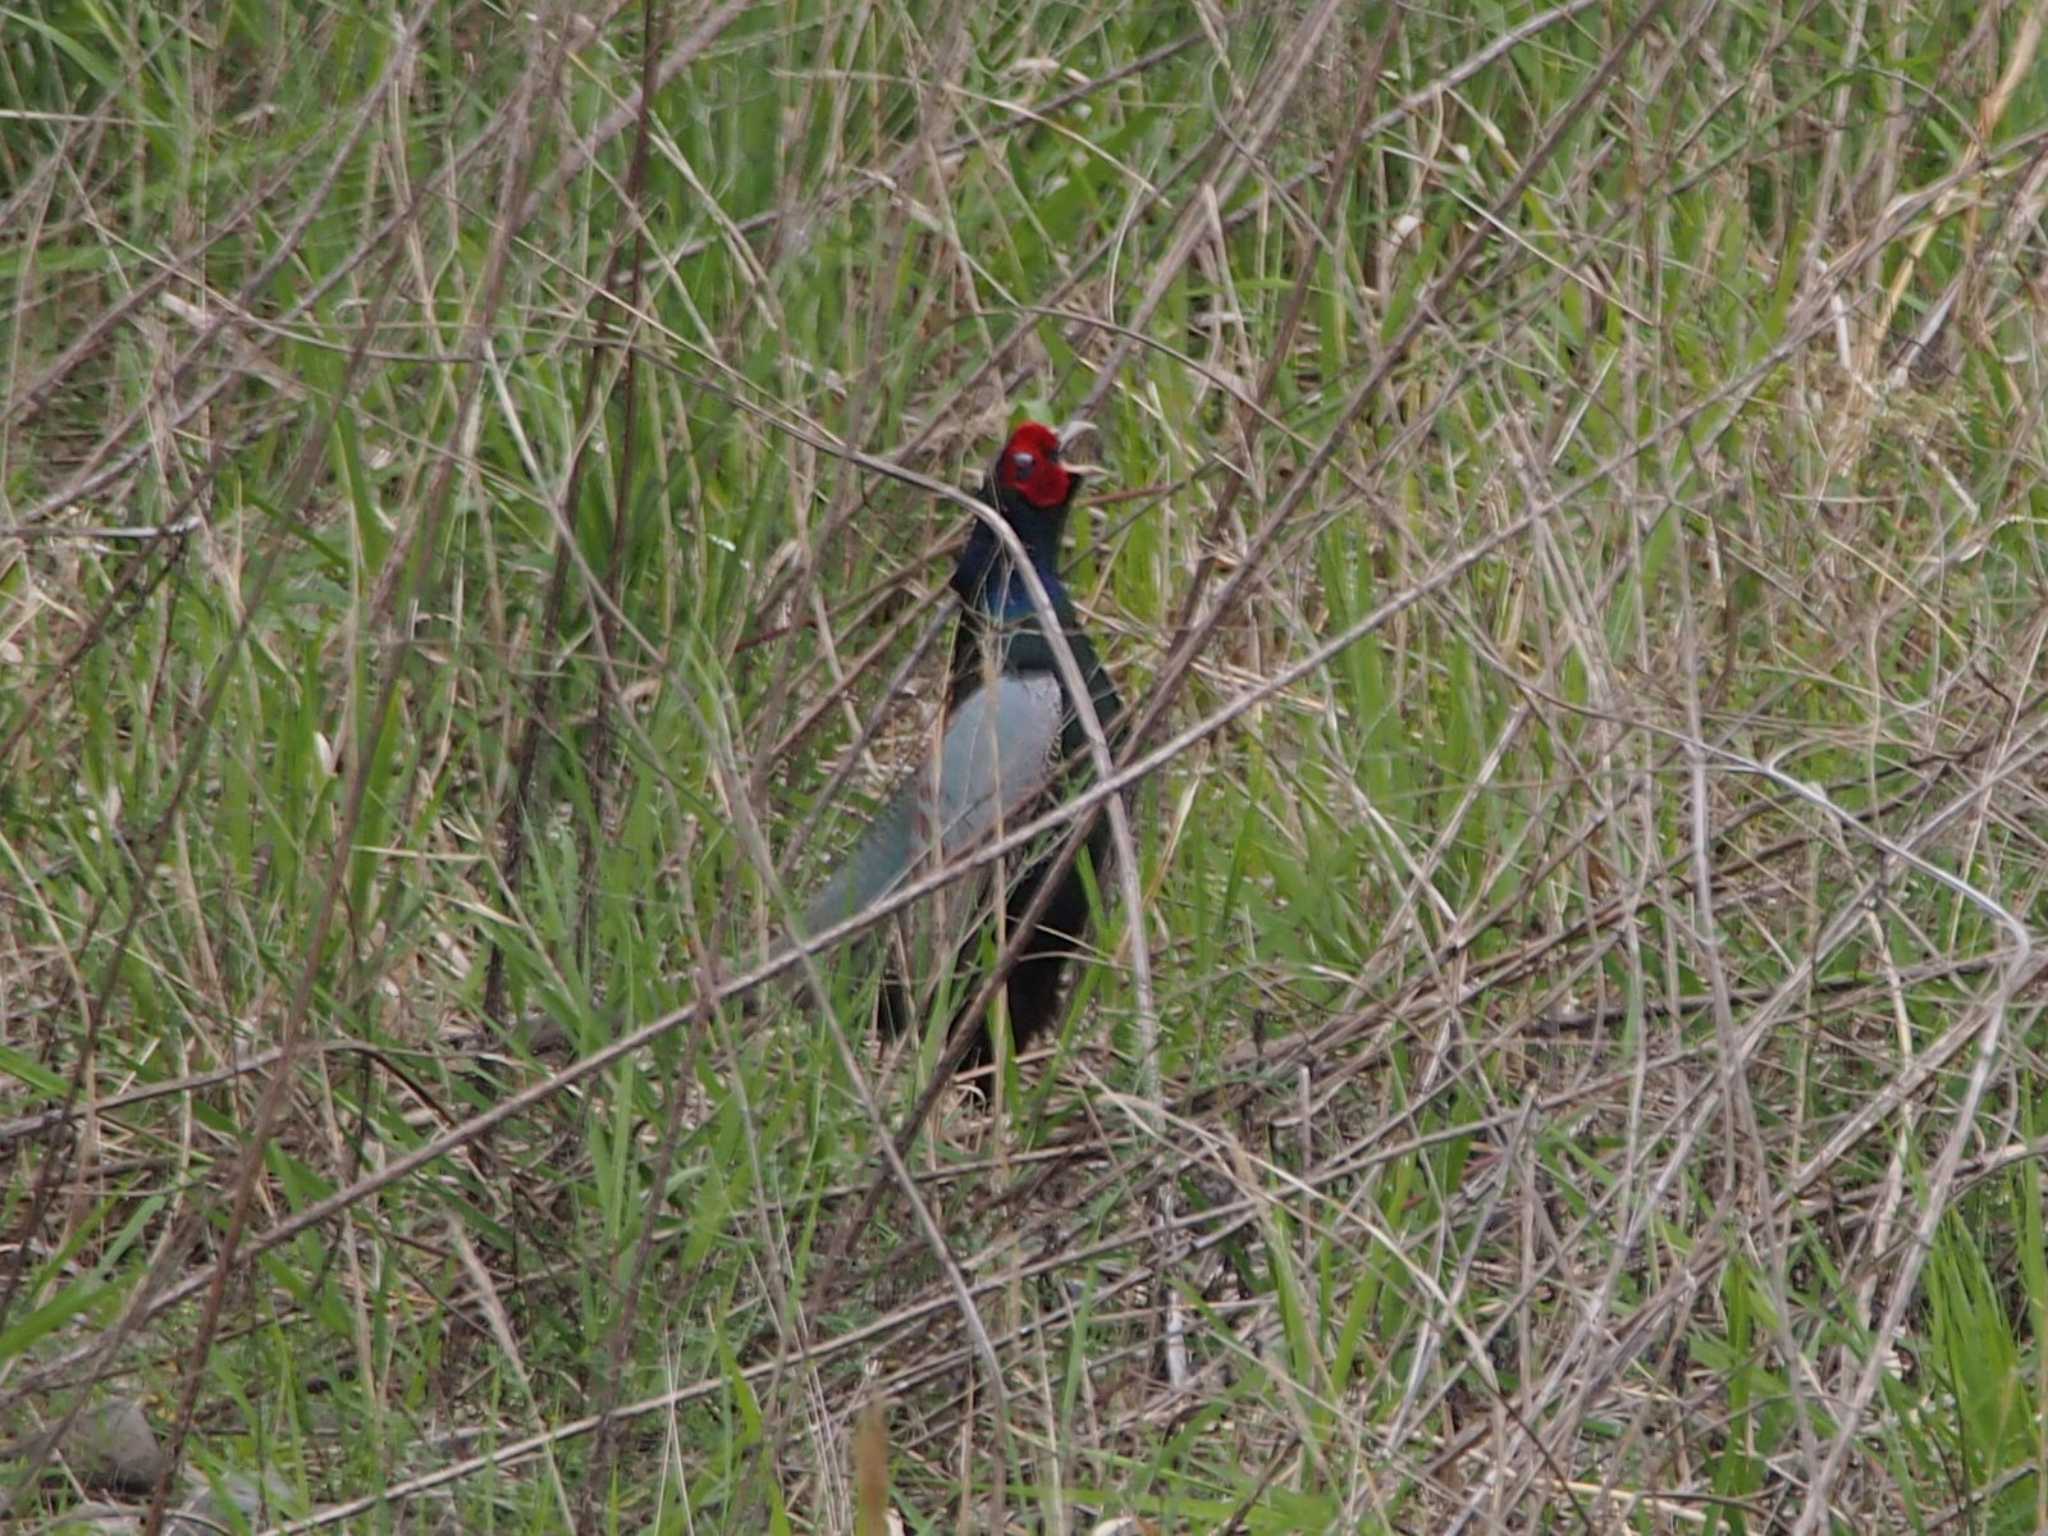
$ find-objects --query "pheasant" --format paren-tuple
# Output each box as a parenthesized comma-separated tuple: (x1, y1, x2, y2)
(800, 420, 1122, 1069)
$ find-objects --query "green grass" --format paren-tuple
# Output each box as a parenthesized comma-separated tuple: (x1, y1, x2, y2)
(7, 0, 2048, 1531)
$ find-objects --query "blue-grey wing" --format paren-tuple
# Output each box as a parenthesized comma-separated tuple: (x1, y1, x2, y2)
(799, 674, 1065, 935)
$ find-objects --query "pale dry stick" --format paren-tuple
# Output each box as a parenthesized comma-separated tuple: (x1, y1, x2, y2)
(541, 20, 1202, 274)
(982, 503, 1156, 1083)
(1869, 0, 2046, 375)
(139, 9, 570, 1528)
(249, 1000, 1816, 1536)
(0, 1039, 450, 1146)
(1927, 1459, 2048, 1536)
(1097, 901, 2023, 1507)
(20, 257, 1988, 1429)
(2, 128, 326, 436)
(0, 0, 451, 1480)
(1368, 794, 1875, 1507)
(1071, 0, 1349, 426)
(7, 0, 637, 527)
(704, 667, 1026, 1475)
(1019, 1281, 1073, 1531)
(724, 154, 1939, 1046)
(0, 516, 205, 541)
(1514, 421, 1625, 742)
(1459, 728, 2048, 1525)
(1845, 904, 1916, 1358)
(1680, 540, 1832, 1487)
(479, 337, 561, 499)
(1204, 0, 1626, 264)
(1678, 550, 1767, 1213)
(1111, 0, 1681, 854)
(1789, 992, 2019, 1530)
(1190, 184, 1253, 424)
(11, 433, 1602, 1407)
(449, 1221, 577, 1530)
(506, 0, 755, 235)
(251, 1172, 1306, 1535)
(1792, 0, 1872, 337)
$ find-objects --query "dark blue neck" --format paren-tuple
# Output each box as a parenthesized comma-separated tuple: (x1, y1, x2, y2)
(950, 503, 1074, 627)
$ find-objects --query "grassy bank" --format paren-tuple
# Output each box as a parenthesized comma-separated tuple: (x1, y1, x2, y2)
(6, 1, 2048, 1530)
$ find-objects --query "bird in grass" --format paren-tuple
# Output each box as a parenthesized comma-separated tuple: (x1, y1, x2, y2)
(800, 420, 1123, 1070)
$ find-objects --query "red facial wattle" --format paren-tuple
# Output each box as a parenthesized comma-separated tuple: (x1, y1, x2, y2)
(996, 421, 1071, 510)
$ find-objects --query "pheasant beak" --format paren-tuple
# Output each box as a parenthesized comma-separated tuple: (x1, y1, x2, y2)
(1053, 418, 1106, 478)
